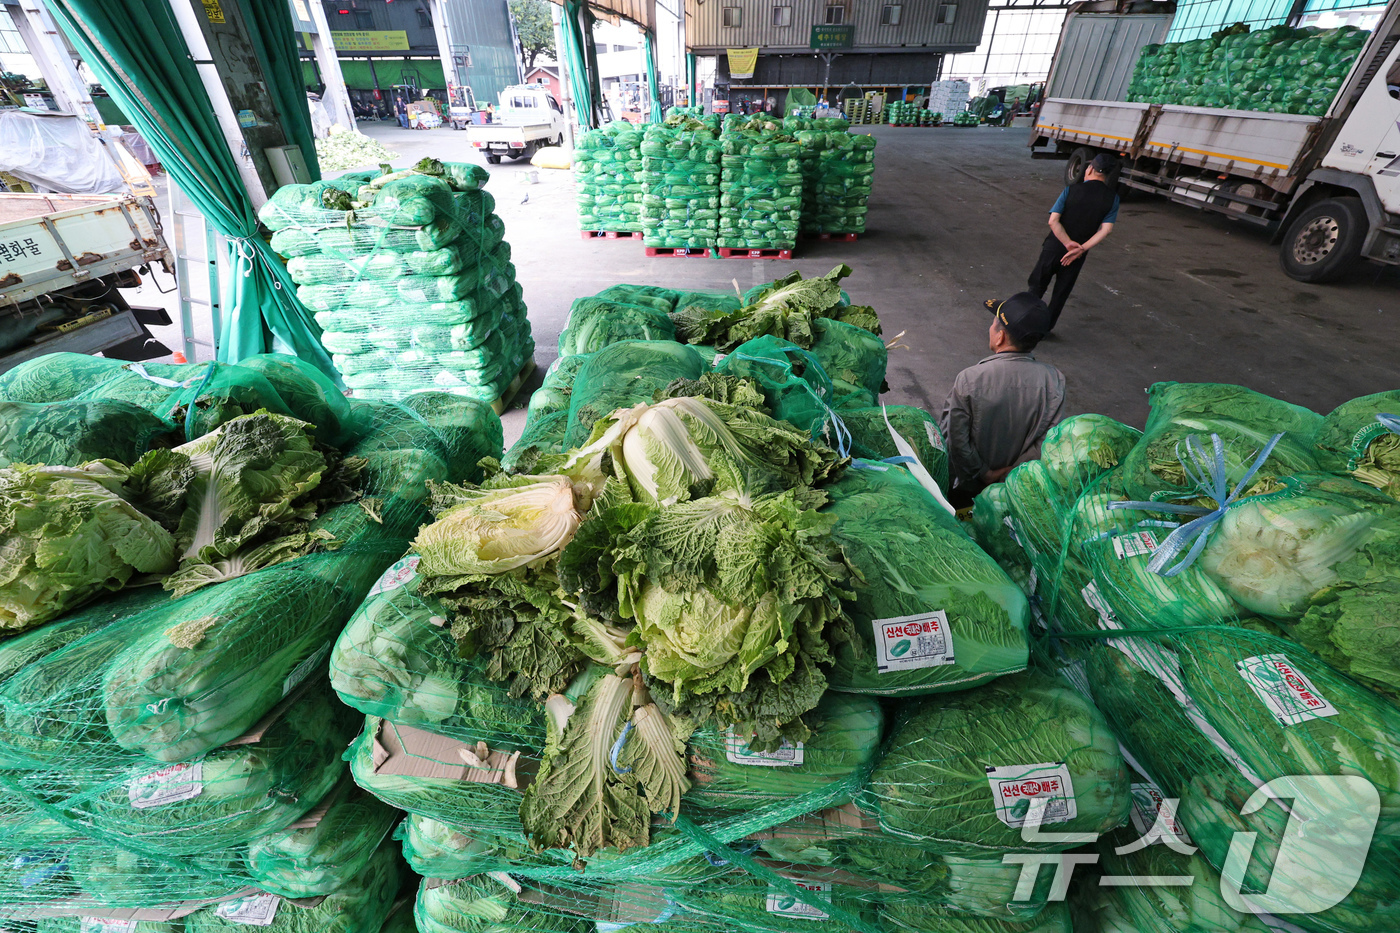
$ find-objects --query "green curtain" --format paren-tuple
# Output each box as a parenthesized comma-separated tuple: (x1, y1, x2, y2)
(642, 30, 662, 123)
(42, 0, 340, 384)
(687, 52, 697, 108)
(560, 0, 599, 128)
(241, 0, 321, 178)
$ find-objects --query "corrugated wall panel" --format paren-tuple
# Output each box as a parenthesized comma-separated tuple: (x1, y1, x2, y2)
(1046, 13, 1171, 101)
(689, 0, 987, 52)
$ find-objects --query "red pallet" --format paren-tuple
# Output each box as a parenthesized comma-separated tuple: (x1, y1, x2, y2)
(644, 246, 713, 257)
(580, 230, 644, 240)
(716, 247, 794, 259)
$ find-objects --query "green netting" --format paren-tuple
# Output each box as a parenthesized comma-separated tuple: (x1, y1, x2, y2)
(806, 318, 886, 405)
(717, 126, 804, 251)
(823, 464, 1030, 695)
(0, 353, 132, 402)
(184, 841, 401, 933)
(563, 341, 707, 447)
(261, 163, 533, 402)
(860, 670, 1129, 854)
(397, 813, 510, 879)
(1124, 25, 1369, 115)
(640, 124, 720, 249)
(573, 123, 646, 234)
(0, 400, 174, 468)
(245, 779, 401, 897)
(558, 297, 677, 357)
(797, 131, 875, 235)
(967, 482, 1033, 592)
(1313, 390, 1400, 501)
(715, 337, 839, 441)
(839, 405, 949, 493)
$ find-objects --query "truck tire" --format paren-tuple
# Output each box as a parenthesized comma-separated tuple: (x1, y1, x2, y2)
(1279, 197, 1365, 283)
(1065, 147, 1095, 185)
(486, 153, 502, 164)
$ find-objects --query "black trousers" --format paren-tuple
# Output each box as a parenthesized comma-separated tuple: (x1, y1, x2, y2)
(1027, 238, 1087, 328)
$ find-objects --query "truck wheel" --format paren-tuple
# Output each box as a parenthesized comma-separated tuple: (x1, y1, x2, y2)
(1065, 147, 1095, 185)
(486, 153, 502, 164)
(1279, 197, 1365, 283)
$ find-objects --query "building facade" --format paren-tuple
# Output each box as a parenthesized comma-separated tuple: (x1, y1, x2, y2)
(688, 0, 990, 87)
(524, 65, 563, 105)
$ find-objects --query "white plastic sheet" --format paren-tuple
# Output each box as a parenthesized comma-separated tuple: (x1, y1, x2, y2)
(0, 110, 126, 194)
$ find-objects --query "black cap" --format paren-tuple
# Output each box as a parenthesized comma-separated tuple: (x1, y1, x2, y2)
(1090, 152, 1119, 174)
(986, 293, 1054, 343)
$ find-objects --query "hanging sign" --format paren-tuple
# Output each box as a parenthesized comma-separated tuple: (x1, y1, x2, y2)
(727, 48, 760, 80)
(810, 25, 854, 49)
(331, 30, 411, 51)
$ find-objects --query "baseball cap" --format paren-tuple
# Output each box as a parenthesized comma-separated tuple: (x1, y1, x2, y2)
(985, 293, 1054, 343)
(1090, 152, 1119, 174)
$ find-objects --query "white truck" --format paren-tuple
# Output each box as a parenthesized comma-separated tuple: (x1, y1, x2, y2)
(0, 193, 173, 370)
(1030, 1, 1400, 282)
(466, 85, 567, 164)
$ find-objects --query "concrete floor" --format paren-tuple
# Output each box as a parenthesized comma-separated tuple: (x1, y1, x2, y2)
(140, 119, 1400, 445)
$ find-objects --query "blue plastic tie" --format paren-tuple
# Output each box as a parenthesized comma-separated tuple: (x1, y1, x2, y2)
(182, 361, 219, 442)
(1107, 431, 1283, 577)
(609, 721, 634, 775)
(1378, 413, 1400, 435)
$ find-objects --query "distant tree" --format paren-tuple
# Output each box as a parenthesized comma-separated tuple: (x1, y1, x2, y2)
(510, 0, 556, 71)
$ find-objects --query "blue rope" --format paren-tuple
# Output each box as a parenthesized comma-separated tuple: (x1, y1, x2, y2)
(1107, 432, 1283, 577)
(182, 361, 219, 442)
(609, 721, 634, 775)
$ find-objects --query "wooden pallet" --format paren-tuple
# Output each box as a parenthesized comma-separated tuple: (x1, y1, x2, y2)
(644, 246, 713, 257)
(491, 358, 537, 415)
(580, 230, 644, 240)
(716, 247, 794, 259)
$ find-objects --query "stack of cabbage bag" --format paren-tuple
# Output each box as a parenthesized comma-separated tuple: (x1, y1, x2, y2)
(640, 119, 721, 250)
(259, 160, 534, 402)
(716, 117, 804, 251)
(1125, 24, 1369, 115)
(797, 129, 876, 237)
(971, 380, 1400, 933)
(572, 122, 645, 234)
(0, 351, 506, 920)
(324, 266, 1135, 933)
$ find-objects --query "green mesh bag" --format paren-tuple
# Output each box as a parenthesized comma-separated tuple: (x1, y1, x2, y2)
(563, 341, 707, 447)
(503, 410, 569, 474)
(0, 352, 131, 402)
(839, 405, 949, 493)
(0, 399, 173, 468)
(715, 336, 839, 441)
(1313, 391, 1400, 500)
(822, 464, 1030, 696)
(1037, 415, 1142, 503)
(882, 902, 1072, 933)
(185, 841, 400, 933)
(234, 353, 365, 449)
(245, 779, 401, 898)
(684, 693, 882, 810)
(396, 812, 514, 879)
(805, 319, 885, 406)
(330, 553, 545, 746)
(414, 875, 592, 933)
(1118, 382, 1322, 504)
(967, 482, 1033, 593)
(37, 921, 180, 933)
(594, 285, 679, 314)
(558, 298, 677, 357)
(860, 670, 1129, 854)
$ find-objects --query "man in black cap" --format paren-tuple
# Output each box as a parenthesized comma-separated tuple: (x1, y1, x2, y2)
(1027, 153, 1120, 330)
(940, 294, 1066, 505)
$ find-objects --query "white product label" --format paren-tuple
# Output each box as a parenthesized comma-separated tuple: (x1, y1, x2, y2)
(1237, 654, 1339, 726)
(1081, 581, 1118, 629)
(1003, 515, 1024, 549)
(725, 732, 804, 767)
(283, 642, 331, 696)
(986, 762, 1077, 828)
(80, 920, 137, 933)
(215, 894, 281, 926)
(923, 420, 945, 452)
(368, 555, 420, 596)
(872, 611, 955, 673)
(1113, 531, 1159, 560)
(1129, 781, 1192, 844)
(766, 880, 831, 920)
(128, 761, 203, 809)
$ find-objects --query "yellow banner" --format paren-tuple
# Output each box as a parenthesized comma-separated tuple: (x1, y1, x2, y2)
(727, 48, 760, 80)
(331, 30, 411, 52)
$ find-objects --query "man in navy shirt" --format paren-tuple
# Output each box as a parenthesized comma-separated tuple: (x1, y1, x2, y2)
(1028, 153, 1120, 329)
